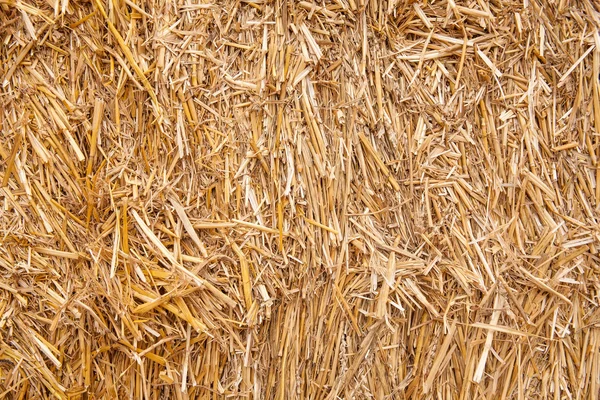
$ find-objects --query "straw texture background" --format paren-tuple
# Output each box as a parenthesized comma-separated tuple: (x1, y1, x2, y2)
(1, 0, 600, 398)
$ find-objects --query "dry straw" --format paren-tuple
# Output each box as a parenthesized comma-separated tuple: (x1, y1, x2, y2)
(1, 0, 600, 398)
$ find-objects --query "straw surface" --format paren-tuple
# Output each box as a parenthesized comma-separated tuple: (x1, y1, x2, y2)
(1, 0, 600, 398)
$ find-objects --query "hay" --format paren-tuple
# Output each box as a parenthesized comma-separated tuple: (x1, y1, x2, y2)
(1, 0, 600, 398)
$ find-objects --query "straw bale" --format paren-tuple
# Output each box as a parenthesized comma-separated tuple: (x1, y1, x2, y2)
(1, 0, 600, 398)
